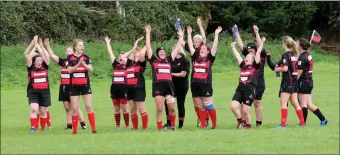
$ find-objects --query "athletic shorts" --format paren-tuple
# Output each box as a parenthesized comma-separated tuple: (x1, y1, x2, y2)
(110, 84, 127, 99)
(279, 83, 298, 97)
(59, 85, 70, 102)
(69, 85, 92, 96)
(232, 83, 256, 106)
(27, 89, 51, 107)
(127, 87, 146, 102)
(191, 82, 213, 97)
(298, 80, 313, 94)
(152, 82, 175, 97)
(255, 81, 266, 100)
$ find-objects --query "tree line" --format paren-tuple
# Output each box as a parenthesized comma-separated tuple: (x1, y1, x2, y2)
(1, 1, 339, 45)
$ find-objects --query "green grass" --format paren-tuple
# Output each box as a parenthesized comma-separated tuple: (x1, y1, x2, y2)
(1, 63, 339, 154)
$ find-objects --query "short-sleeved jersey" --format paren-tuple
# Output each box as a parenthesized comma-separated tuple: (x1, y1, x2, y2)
(126, 59, 146, 88)
(242, 47, 267, 81)
(238, 61, 261, 86)
(171, 56, 190, 87)
(67, 54, 91, 86)
(58, 57, 71, 85)
(148, 55, 173, 84)
(298, 51, 313, 81)
(280, 51, 299, 86)
(111, 60, 127, 85)
(191, 51, 215, 84)
(27, 62, 49, 90)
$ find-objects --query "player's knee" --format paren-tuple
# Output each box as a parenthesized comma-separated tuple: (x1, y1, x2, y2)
(85, 105, 93, 113)
(230, 102, 238, 109)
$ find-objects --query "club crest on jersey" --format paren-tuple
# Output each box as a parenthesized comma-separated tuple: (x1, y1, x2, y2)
(177, 63, 180, 66)
(283, 59, 286, 64)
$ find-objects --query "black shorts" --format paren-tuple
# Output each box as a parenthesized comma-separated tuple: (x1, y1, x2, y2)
(59, 85, 70, 102)
(69, 85, 92, 96)
(110, 84, 127, 99)
(255, 80, 265, 100)
(298, 80, 313, 94)
(27, 89, 51, 107)
(279, 83, 298, 97)
(191, 82, 213, 97)
(232, 83, 256, 106)
(152, 82, 175, 97)
(127, 87, 146, 102)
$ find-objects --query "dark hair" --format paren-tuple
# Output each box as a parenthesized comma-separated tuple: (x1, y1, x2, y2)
(298, 38, 311, 50)
(156, 47, 166, 58)
(32, 54, 42, 64)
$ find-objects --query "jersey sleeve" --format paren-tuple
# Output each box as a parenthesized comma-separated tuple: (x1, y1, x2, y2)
(85, 55, 91, 65)
(66, 55, 73, 67)
(298, 54, 307, 70)
(239, 61, 245, 69)
(281, 53, 289, 66)
(148, 54, 157, 64)
(208, 52, 216, 64)
(260, 49, 267, 59)
(112, 60, 119, 68)
(126, 59, 133, 67)
(58, 57, 65, 66)
(254, 61, 261, 70)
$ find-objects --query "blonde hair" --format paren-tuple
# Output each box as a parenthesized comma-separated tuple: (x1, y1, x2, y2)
(193, 35, 203, 42)
(282, 36, 299, 56)
(73, 39, 83, 53)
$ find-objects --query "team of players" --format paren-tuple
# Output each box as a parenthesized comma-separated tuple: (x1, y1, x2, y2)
(24, 21, 328, 134)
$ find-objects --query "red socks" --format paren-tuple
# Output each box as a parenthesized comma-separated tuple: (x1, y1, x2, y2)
(208, 109, 217, 127)
(46, 111, 51, 127)
(157, 121, 162, 130)
(194, 106, 199, 118)
(169, 114, 176, 128)
(206, 111, 210, 120)
(30, 118, 38, 129)
(296, 109, 305, 125)
(88, 112, 96, 132)
(123, 112, 129, 128)
(141, 112, 148, 130)
(199, 110, 207, 128)
(37, 114, 40, 128)
(131, 113, 138, 129)
(72, 115, 79, 133)
(40, 117, 47, 131)
(114, 113, 121, 127)
(281, 109, 288, 127)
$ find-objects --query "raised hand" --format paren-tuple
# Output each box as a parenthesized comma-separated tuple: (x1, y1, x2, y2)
(215, 26, 223, 34)
(231, 42, 237, 48)
(187, 26, 192, 34)
(145, 25, 151, 33)
(261, 37, 266, 43)
(196, 16, 202, 25)
(178, 27, 184, 37)
(33, 35, 38, 43)
(137, 36, 144, 42)
(253, 25, 259, 33)
(266, 50, 271, 56)
(38, 38, 43, 45)
(105, 36, 111, 44)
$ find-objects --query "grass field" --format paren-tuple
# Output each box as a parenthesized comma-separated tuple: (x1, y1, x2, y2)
(1, 62, 339, 154)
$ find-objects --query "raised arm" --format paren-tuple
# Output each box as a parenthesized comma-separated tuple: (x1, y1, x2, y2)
(253, 25, 262, 47)
(121, 36, 144, 59)
(104, 36, 115, 63)
(234, 25, 244, 50)
(211, 26, 222, 57)
(34, 39, 47, 62)
(255, 37, 266, 64)
(39, 38, 50, 65)
(145, 25, 152, 59)
(231, 42, 243, 65)
(196, 16, 207, 44)
(137, 46, 147, 62)
(186, 26, 196, 56)
(171, 27, 184, 60)
(266, 51, 276, 71)
(24, 36, 38, 66)
(44, 38, 59, 63)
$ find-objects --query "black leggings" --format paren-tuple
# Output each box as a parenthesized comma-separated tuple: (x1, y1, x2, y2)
(165, 86, 188, 118)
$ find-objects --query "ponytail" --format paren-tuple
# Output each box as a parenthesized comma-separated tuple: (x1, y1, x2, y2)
(283, 36, 299, 56)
